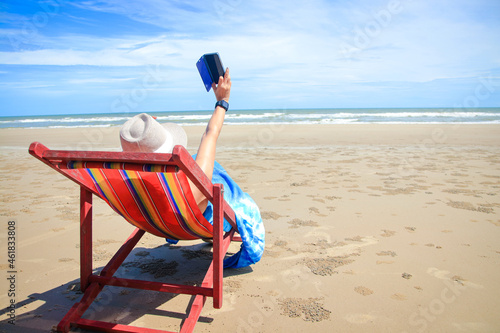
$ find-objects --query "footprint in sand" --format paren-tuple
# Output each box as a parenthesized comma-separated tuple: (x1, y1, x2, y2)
(447, 200, 494, 214)
(391, 293, 407, 301)
(309, 207, 327, 216)
(58, 258, 74, 262)
(303, 256, 355, 276)
(354, 286, 373, 296)
(488, 219, 500, 227)
(274, 240, 288, 247)
(264, 249, 281, 258)
(309, 207, 319, 213)
(278, 297, 331, 322)
(380, 229, 396, 237)
(345, 235, 364, 242)
(376, 251, 397, 257)
(261, 211, 283, 220)
(287, 218, 318, 228)
(225, 279, 242, 293)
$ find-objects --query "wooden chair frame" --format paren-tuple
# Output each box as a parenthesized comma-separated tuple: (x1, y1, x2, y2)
(29, 142, 241, 333)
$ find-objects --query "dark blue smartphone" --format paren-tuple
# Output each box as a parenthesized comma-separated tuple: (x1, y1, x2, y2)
(196, 53, 225, 92)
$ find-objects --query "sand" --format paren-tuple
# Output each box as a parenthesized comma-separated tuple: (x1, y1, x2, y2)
(1, 124, 500, 332)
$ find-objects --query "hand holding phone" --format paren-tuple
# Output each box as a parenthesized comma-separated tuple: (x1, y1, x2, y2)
(212, 68, 231, 103)
(196, 53, 225, 92)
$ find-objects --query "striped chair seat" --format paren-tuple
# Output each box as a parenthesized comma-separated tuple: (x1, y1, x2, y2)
(63, 161, 213, 240)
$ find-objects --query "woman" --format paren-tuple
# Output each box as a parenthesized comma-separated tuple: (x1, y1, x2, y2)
(119, 69, 264, 268)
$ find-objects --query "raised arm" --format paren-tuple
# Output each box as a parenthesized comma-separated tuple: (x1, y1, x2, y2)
(191, 68, 231, 211)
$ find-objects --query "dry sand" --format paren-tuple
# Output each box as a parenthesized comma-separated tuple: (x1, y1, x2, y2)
(1, 124, 500, 332)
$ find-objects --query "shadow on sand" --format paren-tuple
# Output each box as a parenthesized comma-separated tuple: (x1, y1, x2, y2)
(0, 241, 252, 332)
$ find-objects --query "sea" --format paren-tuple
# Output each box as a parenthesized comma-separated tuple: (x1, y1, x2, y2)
(1, 108, 500, 129)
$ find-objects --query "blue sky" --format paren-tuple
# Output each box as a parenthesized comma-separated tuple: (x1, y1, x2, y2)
(1, 0, 499, 116)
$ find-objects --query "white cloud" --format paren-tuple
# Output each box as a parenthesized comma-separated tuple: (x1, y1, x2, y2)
(69, 0, 217, 32)
(0, 48, 141, 66)
(66, 77, 136, 84)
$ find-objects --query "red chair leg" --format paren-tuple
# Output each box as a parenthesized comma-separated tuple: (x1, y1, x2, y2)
(80, 187, 93, 292)
(212, 184, 224, 309)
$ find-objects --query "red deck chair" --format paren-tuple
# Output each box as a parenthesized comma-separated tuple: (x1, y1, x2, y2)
(29, 142, 241, 333)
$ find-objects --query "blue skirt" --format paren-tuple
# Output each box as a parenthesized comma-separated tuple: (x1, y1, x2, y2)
(201, 159, 265, 268)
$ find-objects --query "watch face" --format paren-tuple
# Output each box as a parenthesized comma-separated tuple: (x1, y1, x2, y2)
(216, 100, 228, 110)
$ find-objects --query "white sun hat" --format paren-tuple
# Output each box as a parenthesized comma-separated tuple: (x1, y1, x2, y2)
(120, 113, 187, 153)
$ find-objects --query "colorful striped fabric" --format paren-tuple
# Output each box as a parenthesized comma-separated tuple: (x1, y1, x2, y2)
(63, 161, 213, 240)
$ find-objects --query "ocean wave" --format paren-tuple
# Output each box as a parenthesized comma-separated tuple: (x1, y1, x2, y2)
(2, 109, 500, 129)
(226, 112, 285, 119)
(45, 124, 115, 128)
(285, 111, 500, 119)
(0, 116, 128, 124)
(155, 114, 212, 121)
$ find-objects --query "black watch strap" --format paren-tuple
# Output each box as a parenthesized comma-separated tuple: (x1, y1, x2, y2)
(215, 100, 229, 111)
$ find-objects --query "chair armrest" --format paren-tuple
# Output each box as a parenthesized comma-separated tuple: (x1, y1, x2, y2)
(172, 145, 238, 231)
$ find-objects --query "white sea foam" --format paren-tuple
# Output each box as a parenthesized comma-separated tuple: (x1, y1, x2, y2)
(155, 114, 212, 121)
(226, 112, 285, 119)
(2, 109, 499, 128)
(0, 116, 128, 124)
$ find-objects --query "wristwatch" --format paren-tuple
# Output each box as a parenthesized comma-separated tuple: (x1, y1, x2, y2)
(215, 100, 229, 112)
